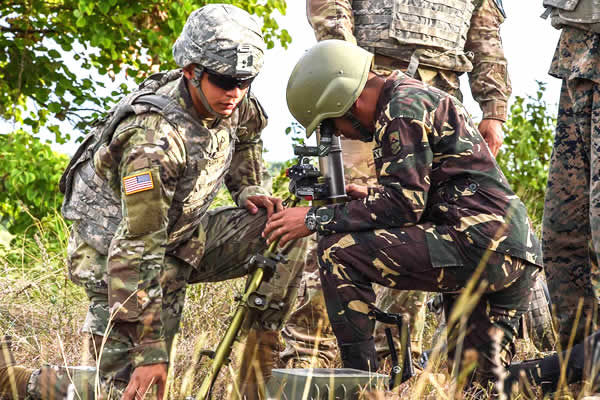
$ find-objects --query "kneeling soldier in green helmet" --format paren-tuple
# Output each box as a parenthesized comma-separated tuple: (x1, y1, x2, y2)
(264, 39, 542, 395)
(0, 4, 307, 400)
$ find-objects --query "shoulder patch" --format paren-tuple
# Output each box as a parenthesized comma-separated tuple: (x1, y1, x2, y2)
(123, 172, 154, 195)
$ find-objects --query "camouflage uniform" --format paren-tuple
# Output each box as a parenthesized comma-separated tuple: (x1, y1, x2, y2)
(282, 0, 514, 367)
(543, 23, 600, 347)
(315, 71, 541, 388)
(24, 70, 307, 399)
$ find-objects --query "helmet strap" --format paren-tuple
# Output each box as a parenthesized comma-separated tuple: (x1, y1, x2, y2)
(190, 68, 232, 119)
(344, 110, 374, 142)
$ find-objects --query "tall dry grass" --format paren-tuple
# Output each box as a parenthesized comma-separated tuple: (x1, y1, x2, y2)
(0, 210, 584, 399)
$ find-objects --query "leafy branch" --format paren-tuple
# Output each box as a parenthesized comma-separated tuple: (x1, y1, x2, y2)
(1, 0, 291, 142)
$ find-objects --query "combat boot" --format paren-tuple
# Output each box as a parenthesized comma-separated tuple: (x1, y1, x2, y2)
(504, 356, 559, 397)
(235, 329, 280, 400)
(339, 338, 379, 372)
(505, 329, 600, 398)
(0, 336, 33, 399)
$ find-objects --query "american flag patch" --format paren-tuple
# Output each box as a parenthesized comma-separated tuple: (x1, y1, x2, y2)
(123, 172, 154, 195)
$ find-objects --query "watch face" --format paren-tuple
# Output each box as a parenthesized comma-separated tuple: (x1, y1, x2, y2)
(305, 215, 317, 232)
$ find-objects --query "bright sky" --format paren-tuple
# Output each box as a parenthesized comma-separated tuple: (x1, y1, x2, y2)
(253, 0, 563, 162)
(9, 1, 563, 161)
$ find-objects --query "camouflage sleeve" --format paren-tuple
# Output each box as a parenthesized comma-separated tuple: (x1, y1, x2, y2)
(314, 114, 433, 234)
(106, 120, 184, 368)
(464, 0, 511, 121)
(306, 0, 357, 43)
(225, 92, 271, 206)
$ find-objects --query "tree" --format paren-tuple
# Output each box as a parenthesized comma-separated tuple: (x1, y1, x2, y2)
(0, 0, 291, 142)
(496, 82, 556, 227)
(0, 130, 68, 234)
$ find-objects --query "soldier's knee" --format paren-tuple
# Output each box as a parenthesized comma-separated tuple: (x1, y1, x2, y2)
(316, 233, 351, 270)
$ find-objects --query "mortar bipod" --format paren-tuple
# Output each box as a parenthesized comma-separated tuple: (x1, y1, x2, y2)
(368, 308, 415, 389)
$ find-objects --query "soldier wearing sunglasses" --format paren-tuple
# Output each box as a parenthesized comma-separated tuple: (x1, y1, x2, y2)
(0, 4, 308, 400)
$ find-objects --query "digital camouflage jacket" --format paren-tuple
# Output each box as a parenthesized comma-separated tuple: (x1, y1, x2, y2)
(307, 0, 511, 121)
(61, 70, 268, 364)
(313, 71, 542, 268)
(549, 26, 600, 84)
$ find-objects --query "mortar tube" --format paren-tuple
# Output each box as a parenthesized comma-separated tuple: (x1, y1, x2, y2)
(317, 121, 347, 202)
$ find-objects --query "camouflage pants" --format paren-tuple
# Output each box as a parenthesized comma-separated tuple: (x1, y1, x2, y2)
(544, 78, 600, 348)
(279, 234, 427, 368)
(280, 63, 460, 368)
(26, 207, 307, 399)
(317, 223, 538, 388)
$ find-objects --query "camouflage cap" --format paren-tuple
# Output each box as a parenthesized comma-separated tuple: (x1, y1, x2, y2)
(172, 4, 266, 78)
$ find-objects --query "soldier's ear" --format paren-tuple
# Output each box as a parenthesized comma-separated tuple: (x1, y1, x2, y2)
(352, 97, 363, 115)
(182, 64, 195, 79)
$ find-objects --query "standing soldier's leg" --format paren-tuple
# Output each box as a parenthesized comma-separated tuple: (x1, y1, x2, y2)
(178, 207, 307, 400)
(586, 82, 600, 341)
(544, 80, 598, 348)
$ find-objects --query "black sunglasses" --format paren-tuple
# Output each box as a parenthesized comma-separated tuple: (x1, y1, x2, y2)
(202, 68, 255, 91)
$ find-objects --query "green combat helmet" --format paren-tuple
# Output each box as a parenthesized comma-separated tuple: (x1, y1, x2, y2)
(286, 39, 373, 138)
(172, 4, 266, 117)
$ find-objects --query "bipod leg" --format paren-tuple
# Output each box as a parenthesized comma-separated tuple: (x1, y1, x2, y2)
(196, 267, 266, 399)
(400, 318, 415, 383)
(385, 327, 402, 389)
(370, 308, 416, 389)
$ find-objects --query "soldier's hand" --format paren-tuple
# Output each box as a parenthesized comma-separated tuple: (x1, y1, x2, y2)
(263, 207, 312, 247)
(122, 363, 167, 400)
(245, 195, 284, 218)
(478, 119, 503, 157)
(346, 183, 368, 199)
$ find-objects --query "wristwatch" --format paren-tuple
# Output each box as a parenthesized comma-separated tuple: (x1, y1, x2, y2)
(304, 207, 318, 232)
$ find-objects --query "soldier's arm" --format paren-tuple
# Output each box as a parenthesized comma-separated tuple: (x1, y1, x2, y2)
(314, 115, 433, 235)
(107, 124, 183, 368)
(306, 0, 357, 43)
(225, 92, 271, 207)
(465, 0, 511, 121)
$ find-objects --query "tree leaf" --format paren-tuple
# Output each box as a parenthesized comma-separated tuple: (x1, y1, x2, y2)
(48, 102, 62, 113)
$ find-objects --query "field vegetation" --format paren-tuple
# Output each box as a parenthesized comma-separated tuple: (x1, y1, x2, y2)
(0, 1, 575, 398)
(0, 83, 573, 398)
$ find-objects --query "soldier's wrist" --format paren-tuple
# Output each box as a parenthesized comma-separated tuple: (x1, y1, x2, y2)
(130, 339, 169, 368)
(236, 185, 271, 208)
(481, 100, 508, 122)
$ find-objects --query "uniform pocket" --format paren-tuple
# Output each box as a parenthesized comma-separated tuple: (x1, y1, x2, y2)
(425, 225, 465, 268)
(67, 228, 109, 293)
(107, 239, 144, 322)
